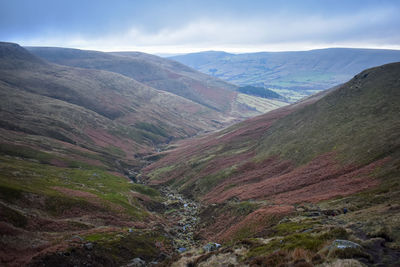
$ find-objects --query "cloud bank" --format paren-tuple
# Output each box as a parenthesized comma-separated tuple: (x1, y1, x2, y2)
(1, 0, 399, 53)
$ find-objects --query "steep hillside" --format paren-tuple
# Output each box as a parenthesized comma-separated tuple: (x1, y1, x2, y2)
(27, 47, 286, 117)
(145, 63, 400, 265)
(146, 61, 400, 204)
(2, 43, 235, 145)
(0, 42, 234, 266)
(171, 48, 400, 101)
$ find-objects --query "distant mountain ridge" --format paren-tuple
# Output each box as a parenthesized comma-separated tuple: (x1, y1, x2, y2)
(27, 46, 287, 117)
(170, 48, 400, 101)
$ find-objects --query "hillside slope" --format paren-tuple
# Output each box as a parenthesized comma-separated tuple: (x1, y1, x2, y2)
(171, 48, 400, 101)
(0, 42, 234, 266)
(2, 42, 235, 147)
(27, 47, 287, 117)
(146, 61, 400, 202)
(144, 63, 400, 265)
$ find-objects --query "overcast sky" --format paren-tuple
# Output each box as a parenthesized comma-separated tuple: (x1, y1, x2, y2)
(1, 0, 400, 54)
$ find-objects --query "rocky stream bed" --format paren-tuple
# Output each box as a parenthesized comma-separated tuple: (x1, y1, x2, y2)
(159, 186, 201, 252)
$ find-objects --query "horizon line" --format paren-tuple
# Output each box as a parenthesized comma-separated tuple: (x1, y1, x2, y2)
(8, 41, 400, 56)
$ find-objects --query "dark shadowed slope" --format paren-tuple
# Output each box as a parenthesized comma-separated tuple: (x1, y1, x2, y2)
(171, 48, 400, 101)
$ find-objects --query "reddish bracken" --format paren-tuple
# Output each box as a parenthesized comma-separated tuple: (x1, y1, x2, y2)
(145, 105, 295, 185)
(204, 205, 294, 242)
(203, 154, 389, 204)
(84, 127, 142, 158)
(144, 89, 327, 182)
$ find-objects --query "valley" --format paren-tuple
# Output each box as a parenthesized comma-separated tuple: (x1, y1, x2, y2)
(171, 48, 400, 102)
(143, 62, 400, 266)
(0, 41, 399, 267)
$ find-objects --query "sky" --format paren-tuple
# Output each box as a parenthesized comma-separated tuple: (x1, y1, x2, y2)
(1, 0, 400, 54)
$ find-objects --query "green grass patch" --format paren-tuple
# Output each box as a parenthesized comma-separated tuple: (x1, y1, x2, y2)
(84, 229, 172, 262)
(105, 146, 126, 157)
(0, 143, 52, 163)
(134, 122, 168, 137)
(282, 233, 326, 251)
(188, 154, 215, 168)
(164, 208, 178, 215)
(275, 221, 317, 236)
(247, 233, 324, 258)
(0, 155, 147, 218)
(246, 225, 350, 259)
(231, 201, 260, 216)
(130, 184, 160, 198)
(0, 142, 107, 170)
(196, 165, 237, 195)
(148, 165, 175, 180)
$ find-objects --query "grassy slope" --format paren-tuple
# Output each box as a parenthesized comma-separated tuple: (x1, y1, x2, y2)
(235, 93, 287, 114)
(256, 62, 400, 165)
(145, 63, 400, 265)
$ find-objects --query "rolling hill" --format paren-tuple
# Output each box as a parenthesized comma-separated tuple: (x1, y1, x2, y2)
(171, 48, 400, 102)
(0, 43, 241, 156)
(0, 42, 238, 266)
(2, 41, 399, 265)
(27, 47, 287, 117)
(144, 62, 400, 265)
